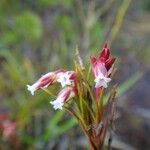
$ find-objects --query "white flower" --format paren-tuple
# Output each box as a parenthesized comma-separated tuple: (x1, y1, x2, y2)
(94, 73, 111, 88)
(27, 84, 38, 95)
(57, 71, 74, 87)
(27, 72, 56, 95)
(90, 61, 111, 88)
(50, 99, 64, 110)
(50, 87, 75, 110)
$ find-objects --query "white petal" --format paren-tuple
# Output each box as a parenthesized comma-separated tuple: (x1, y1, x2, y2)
(95, 82, 102, 88)
(60, 81, 66, 88)
(94, 78, 108, 88)
(102, 81, 108, 88)
(94, 77, 99, 83)
(57, 73, 72, 87)
(27, 85, 36, 95)
(56, 72, 64, 78)
(104, 77, 111, 83)
(94, 75, 101, 83)
(50, 100, 64, 110)
(95, 80, 107, 88)
(94, 71, 111, 89)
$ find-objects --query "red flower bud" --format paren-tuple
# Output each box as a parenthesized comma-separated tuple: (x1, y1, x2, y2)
(90, 56, 97, 64)
(99, 43, 110, 62)
(105, 57, 116, 70)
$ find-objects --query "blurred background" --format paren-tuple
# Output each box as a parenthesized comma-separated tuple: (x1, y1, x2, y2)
(0, 0, 149, 149)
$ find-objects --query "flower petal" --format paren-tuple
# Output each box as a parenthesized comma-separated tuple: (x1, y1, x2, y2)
(27, 84, 37, 95)
(50, 100, 64, 110)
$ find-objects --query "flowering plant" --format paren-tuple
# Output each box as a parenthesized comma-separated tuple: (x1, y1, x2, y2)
(27, 44, 116, 150)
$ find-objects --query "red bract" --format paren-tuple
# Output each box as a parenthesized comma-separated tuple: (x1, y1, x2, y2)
(99, 43, 115, 71)
(99, 43, 110, 62)
(105, 57, 116, 71)
(90, 43, 115, 77)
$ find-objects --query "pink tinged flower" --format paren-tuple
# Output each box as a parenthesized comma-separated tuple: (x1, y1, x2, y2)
(2, 121, 16, 139)
(90, 58, 111, 88)
(27, 70, 64, 95)
(57, 71, 76, 88)
(50, 87, 75, 110)
(27, 72, 56, 95)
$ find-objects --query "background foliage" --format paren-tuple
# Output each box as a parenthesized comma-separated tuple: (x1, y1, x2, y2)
(0, 0, 149, 149)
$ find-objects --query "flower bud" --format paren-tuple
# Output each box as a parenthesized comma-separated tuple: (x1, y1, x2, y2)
(105, 57, 116, 70)
(99, 43, 110, 62)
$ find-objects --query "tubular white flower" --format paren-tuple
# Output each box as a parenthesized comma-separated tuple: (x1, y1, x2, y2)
(91, 61, 111, 88)
(50, 99, 64, 110)
(27, 84, 38, 95)
(57, 71, 75, 87)
(50, 87, 75, 110)
(27, 72, 57, 95)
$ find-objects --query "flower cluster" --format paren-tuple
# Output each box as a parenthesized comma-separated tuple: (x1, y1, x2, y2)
(27, 44, 115, 110)
(27, 44, 116, 149)
(27, 70, 76, 110)
(90, 44, 115, 88)
(90, 44, 115, 101)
